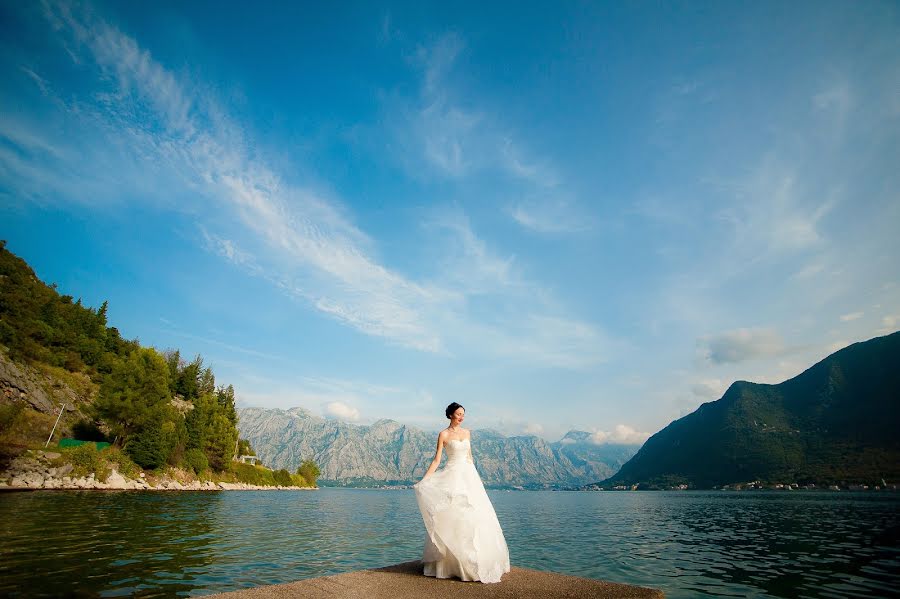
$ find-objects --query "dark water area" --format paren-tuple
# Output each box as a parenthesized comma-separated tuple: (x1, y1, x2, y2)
(1, 488, 897, 597)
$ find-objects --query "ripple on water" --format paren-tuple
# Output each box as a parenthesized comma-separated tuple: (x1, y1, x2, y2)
(1, 489, 898, 598)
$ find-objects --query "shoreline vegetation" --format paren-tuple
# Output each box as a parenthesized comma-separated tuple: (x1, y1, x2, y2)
(1, 446, 317, 491)
(0, 242, 320, 490)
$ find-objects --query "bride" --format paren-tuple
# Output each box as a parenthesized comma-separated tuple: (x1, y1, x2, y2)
(413, 402, 511, 583)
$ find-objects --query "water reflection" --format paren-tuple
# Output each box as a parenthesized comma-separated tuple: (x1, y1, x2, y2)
(493, 490, 900, 599)
(0, 491, 220, 597)
(0, 489, 897, 598)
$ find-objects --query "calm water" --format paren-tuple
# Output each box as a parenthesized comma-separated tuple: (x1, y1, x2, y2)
(1, 489, 898, 598)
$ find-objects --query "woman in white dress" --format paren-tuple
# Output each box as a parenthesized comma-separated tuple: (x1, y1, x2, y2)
(413, 402, 511, 583)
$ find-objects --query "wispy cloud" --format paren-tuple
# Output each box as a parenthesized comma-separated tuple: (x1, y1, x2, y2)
(425, 209, 517, 293)
(417, 209, 610, 368)
(391, 33, 587, 235)
(35, 3, 447, 353)
(157, 327, 285, 362)
(712, 159, 836, 259)
(840, 311, 863, 322)
(509, 198, 591, 234)
(19, 65, 50, 95)
(25, 8, 608, 368)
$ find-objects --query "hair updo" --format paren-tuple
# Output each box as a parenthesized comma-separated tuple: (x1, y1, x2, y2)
(445, 402, 465, 419)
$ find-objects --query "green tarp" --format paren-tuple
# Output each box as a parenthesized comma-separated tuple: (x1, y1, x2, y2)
(58, 438, 111, 450)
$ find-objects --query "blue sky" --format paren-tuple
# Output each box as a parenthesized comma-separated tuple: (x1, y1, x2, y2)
(2, 1, 898, 442)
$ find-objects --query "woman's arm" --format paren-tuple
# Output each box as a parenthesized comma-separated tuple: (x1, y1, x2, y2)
(467, 431, 474, 464)
(420, 432, 445, 480)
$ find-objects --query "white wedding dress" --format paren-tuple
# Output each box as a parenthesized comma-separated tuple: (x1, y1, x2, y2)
(413, 438, 510, 583)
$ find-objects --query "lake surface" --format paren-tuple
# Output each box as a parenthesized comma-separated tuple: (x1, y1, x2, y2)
(1, 488, 897, 598)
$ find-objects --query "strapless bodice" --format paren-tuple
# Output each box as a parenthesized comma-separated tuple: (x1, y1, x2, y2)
(445, 438, 470, 463)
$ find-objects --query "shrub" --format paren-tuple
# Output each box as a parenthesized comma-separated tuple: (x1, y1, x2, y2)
(69, 443, 107, 480)
(0, 402, 54, 448)
(297, 460, 320, 486)
(102, 446, 141, 480)
(184, 448, 209, 474)
(291, 473, 309, 487)
(0, 402, 24, 432)
(230, 462, 276, 486)
(273, 468, 292, 486)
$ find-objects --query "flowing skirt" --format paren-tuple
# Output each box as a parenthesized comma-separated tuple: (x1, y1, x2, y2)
(413, 458, 510, 583)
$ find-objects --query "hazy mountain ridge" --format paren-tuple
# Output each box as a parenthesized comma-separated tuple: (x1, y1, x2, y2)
(236, 407, 639, 488)
(601, 331, 900, 489)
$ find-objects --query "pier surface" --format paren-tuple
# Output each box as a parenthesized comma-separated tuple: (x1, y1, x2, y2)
(205, 560, 664, 598)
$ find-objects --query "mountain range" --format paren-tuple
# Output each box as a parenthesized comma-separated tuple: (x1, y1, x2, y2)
(238, 333, 899, 490)
(236, 407, 639, 488)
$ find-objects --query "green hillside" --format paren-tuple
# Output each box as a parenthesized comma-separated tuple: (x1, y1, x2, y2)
(602, 332, 900, 489)
(0, 242, 240, 474)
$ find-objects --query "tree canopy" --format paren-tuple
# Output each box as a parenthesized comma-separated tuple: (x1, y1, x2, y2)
(0, 242, 320, 481)
(0, 242, 242, 472)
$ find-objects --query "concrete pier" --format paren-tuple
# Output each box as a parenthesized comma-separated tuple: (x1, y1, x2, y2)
(205, 560, 664, 598)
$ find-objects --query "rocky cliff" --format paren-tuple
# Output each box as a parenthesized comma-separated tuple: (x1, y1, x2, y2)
(0, 349, 93, 456)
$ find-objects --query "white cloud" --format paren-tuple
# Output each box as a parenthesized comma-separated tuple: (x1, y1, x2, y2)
(591, 424, 650, 445)
(236, 375, 409, 421)
(522, 423, 544, 435)
(19, 65, 50, 95)
(428, 211, 517, 292)
(877, 315, 900, 335)
(499, 138, 560, 188)
(396, 34, 586, 236)
(37, 4, 447, 354)
(791, 262, 826, 280)
(420, 212, 610, 369)
(699, 328, 787, 364)
(718, 161, 835, 257)
(323, 401, 361, 422)
(200, 228, 259, 271)
(26, 10, 608, 370)
(840, 311, 863, 322)
(509, 198, 591, 234)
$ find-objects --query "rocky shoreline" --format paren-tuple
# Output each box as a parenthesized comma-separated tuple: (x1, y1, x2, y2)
(0, 450, 317, 492)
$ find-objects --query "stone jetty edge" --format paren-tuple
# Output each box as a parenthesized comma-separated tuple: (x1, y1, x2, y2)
(204, 560, 665, 598)
(0, 449, 317, 492)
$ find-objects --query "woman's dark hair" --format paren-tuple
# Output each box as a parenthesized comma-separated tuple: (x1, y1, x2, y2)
(445, 402, 465, 419)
